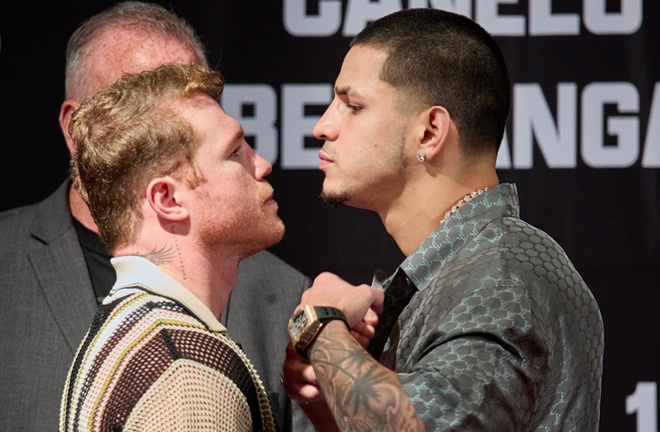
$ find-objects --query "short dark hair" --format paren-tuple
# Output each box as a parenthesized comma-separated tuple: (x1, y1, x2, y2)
(352, 8, 511, 155)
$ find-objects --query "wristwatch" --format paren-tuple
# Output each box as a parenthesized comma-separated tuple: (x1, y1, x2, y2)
(288, 305, 349, 358)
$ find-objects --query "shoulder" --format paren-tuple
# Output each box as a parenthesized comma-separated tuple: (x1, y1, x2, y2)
(0, 202, 45, 269)
(459, 215, 571, 275)
(424, 215, 592, 327)
(103, 291, 200, 326)
(0, 182, 71, 245)
(479, 217, 580, 287)
(0, 202, 39, 231)
(123, 358, 255, 432)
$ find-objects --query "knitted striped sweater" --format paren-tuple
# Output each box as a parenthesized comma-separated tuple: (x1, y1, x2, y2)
(60, 256, 277, 431)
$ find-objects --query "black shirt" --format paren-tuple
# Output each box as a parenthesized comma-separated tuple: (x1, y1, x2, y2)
(72, 217, 115, 304)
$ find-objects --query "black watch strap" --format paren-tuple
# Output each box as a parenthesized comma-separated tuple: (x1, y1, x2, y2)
(314, 306, 348, 322)
(293, 305, 349, 358)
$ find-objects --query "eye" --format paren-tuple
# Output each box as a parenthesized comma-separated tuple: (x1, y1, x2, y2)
(346, 103, 363, 113)
(230, 144, 242, 158)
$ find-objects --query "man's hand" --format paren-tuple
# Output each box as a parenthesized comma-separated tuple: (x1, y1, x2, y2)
(351, 307, 379, 348)
(281, 342, 322, 403)
(299, 272, 384, 327)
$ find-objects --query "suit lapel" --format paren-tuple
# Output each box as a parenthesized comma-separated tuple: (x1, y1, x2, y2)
(29, 182, 98, 353)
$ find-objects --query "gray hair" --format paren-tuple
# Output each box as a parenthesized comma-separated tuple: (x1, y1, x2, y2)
(64, 1, 208, 99)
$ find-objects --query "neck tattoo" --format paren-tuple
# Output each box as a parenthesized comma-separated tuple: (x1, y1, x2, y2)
(170, 225, 187, 281)
(440, 188, 489, 225)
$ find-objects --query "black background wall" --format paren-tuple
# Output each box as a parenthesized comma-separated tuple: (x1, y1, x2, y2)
(1, 1, 658, 430)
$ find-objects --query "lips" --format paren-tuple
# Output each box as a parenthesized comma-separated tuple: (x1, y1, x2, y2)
(318, 148, 334, 170)
(263, 186, 278, 206)
(264, 188, 274, 202)
(318, 148, 334, 163)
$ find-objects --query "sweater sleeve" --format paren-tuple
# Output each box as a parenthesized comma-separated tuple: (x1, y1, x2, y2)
(123, 358, 253, 432)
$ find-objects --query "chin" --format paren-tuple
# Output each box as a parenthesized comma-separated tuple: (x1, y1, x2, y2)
(255, 219, 285, 251)
(267, 222, 286, 248)
(320, 188, 349, 208)
(239, 230, 283, 260)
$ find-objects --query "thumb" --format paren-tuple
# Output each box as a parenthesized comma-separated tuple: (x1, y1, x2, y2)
(370, 286, 385, 314)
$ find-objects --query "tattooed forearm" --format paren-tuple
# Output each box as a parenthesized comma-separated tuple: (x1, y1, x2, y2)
(309, 321, 426, 432)
(134, 245, 177, 266)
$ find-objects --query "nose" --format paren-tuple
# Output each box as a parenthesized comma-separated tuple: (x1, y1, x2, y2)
(313, 103, 338, 142)
(253, 150, 272, 180)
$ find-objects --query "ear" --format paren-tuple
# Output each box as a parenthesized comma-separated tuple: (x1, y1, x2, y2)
(418, 106, 452, 161)
(59, 99, 80, 156)
(146, 177, 190, 222)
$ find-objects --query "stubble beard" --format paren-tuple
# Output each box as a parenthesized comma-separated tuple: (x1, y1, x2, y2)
(259, 217, 285, 250)
(197, 190, 285, 257)
(319, 132, 408, 209)
(199, 215, 285, 260)
(320, 188, 350, 208)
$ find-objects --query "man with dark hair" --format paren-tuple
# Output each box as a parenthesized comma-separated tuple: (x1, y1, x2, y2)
(282, 8, 603, 431)
(61, 63, 280, 431)
(0, 3, 310, 431)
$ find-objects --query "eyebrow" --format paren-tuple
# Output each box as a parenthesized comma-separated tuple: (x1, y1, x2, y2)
(336, 85, 362, 96)
(335, 86, 351, 95)
(219, 126, 245, 154)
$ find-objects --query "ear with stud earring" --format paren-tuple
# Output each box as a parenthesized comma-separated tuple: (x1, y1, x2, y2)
(416, 152, 426, 162)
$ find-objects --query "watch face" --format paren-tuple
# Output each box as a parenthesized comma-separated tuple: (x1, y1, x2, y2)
(289, 309, 308, 341)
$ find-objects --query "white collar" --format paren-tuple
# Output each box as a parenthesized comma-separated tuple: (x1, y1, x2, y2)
(107, 256, 226, 333)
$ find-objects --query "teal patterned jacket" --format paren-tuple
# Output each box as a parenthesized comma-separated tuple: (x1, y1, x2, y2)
(375, 183, 603, 431)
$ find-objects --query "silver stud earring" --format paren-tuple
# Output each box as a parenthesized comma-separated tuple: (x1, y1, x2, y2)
(416, 152, 426, 163)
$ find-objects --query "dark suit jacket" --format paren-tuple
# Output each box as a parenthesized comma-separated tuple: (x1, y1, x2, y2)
(0, 181, 312, 431)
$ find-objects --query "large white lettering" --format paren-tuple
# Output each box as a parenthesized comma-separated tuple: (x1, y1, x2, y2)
(626, 382, 658, 432)
(283, 0, 644, 37)
(222, 84, 278, 164)
(281, 84, 332, 168)
(529, 0, 579, 36)
(512, 83, 577, 168)
(283, 0, 341, 36)
(221, 81, 657, 170)
(408, 0, 472, 17)
(582, 82, 639, 168)
(495, 133, 512, 169)
(477, 0, 525, 36)
(343, 0, 400, 36)
(642, 83, 660, 168)
(584, 0, 642, 34)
